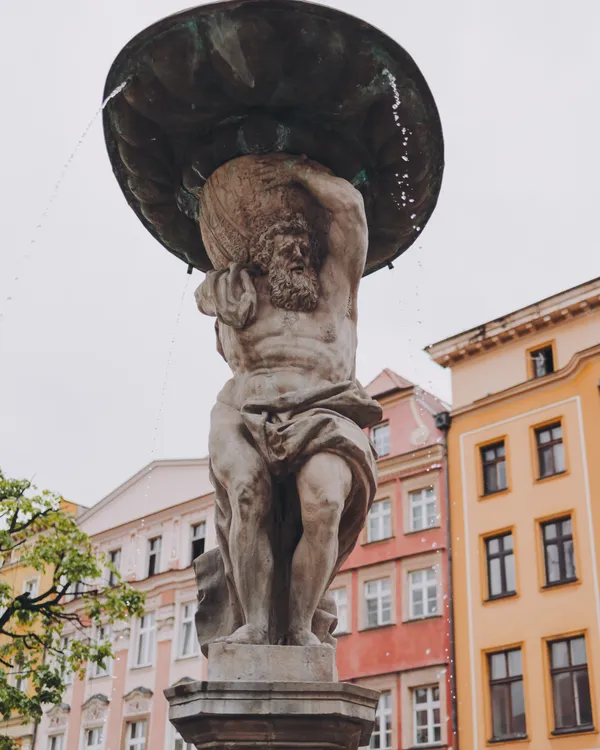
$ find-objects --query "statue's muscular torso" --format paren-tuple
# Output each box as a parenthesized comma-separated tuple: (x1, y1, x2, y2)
(217, 260, 357, 409)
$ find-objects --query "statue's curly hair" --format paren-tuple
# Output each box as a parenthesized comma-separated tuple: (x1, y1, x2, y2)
(251, 211, 320, 273)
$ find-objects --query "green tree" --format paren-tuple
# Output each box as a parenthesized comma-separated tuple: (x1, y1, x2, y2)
(0, 469, 145, 744)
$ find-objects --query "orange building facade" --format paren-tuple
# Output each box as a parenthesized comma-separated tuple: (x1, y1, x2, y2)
(427, 277, 600, 749)
(332, 370, 454, 750)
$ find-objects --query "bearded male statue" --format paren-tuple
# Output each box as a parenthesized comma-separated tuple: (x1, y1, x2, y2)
(193, 154, 382, 649)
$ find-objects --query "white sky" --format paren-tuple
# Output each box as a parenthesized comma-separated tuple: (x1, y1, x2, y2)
(1, 0, 598, 506)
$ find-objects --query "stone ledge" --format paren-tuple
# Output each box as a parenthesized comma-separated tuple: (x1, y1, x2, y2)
(165, 680, 379, 750)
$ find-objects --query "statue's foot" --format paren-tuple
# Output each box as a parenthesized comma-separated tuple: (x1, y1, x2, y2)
(215, 624, 269, 645)
(287, 629, 322, 647)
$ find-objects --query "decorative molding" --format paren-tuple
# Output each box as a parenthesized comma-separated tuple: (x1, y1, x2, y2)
(123, 686, 153, 716)
(46, 703, 70, 730)
(81, 694, 109, 727)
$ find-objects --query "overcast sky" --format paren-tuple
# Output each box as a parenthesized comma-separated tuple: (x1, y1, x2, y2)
(1, 0, 598, 507)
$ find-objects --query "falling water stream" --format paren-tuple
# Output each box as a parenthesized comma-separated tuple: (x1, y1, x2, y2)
(0, 79, 130, 328)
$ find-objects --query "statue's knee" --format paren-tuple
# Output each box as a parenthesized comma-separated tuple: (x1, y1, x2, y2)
(302, 494, 343, 537)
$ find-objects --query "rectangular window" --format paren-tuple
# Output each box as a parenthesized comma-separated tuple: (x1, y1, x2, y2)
(536, 423, 565, 478)
(481, 442, 507, 494)
(367, 499, 392, 543)
(23, 577, 39, 598)
(409, 568, 438, 619)
(147, 536, 162, 577)
(191, 523, 206, 563)
(531, 344, 554, 378)
(488, 648, 526, 740)
(173, 733, 193, 750)
(549, 636, 593, 732)
(48, 735, 64, 750)
(542, 516, 577, 586)
(413, 686, 441, 746)
(409, 488, 438, 532)
(331, 588, 349, 634)
(179, 603, 199, 658)
(60, 636, 72, 685)
(135, 612, 156, 667)
(85, 727, 103, 750)
(108, 549, 121, 587)
(370, 691, 392, 749)
(485, 532, 516, 599)
(90, 625, 110, 678)
(364, 578, 392, 628)
(371, 423, 390, 458)
(126, 721, 147, 750)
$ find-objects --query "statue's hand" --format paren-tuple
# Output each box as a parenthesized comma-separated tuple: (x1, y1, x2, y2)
(252, 154, 332, 190)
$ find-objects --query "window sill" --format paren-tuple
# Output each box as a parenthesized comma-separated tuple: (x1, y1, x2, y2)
(404, 525, 441, 536)
(359, 622, 395, 633)
(480, 487, 510, 500)
(484, 591, 518, 604)
(551, 724, 595, 737)
(542, 578, 579, 590)
(175, 652, 201, 661)
(89, 673, 111, 680)
(488, 734, 528, 744)
(130, 663, 154, 670)
(333, 630, 351, 637)
(404, 614, 443, 624)
(536, 470, 567, 484)
(406, 744, 444, 749)
(361, 535, 395, 547)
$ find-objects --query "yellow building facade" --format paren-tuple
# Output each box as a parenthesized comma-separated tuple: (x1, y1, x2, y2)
(0, 498, 83, 749)
(427, 277, 600, 749)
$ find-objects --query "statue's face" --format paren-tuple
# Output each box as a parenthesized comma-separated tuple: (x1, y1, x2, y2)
(272, 232, 312, 275)
(268, 231, 320, 312)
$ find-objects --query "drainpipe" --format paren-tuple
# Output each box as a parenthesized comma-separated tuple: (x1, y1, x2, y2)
(434, 411, 458, 750)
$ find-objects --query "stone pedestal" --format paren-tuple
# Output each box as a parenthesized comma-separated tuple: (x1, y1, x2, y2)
(165, 644, 378, 750)
(165, 679, 379, 750)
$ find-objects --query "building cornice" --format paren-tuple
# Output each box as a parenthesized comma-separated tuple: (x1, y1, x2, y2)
(376, 443, 444, 481)
(450, 343, 600, 418)
(426, 277, 600, 367)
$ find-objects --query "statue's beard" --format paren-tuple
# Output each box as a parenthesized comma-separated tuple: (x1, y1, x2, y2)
(268, 260, 320, 312)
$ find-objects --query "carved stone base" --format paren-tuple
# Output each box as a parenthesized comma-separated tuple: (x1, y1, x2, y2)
(165, 680, 379, 750)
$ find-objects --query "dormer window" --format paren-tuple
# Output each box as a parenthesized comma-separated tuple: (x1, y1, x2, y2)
(530, 344, 554, 379)
(371, 423, 390, 457)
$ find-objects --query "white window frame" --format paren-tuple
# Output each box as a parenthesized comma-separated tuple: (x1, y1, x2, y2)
(83, 725, 104, 750)
(134, 612, 156, 667)
(409, 488, 438, 532)
(364, 578, 392, 628)
(409, 568, 438, 620)
(107, 548, 121, 586)
(367, 499, 392, 543)
(371, 423, 391, 457)
(331, 587, 349, 634)
(413, 685, 441, 746)
(126, 720, 147, 750)
(370, 690, 393, 749)
(23, 577, 39, 598)
(48, 734, 64, 750)
(178, 602, 199, 658)
(147, 536, 162, 577)
(190, 522, 206, 565)
(60, 635, 73, 685)
(90, 624, 111, 678)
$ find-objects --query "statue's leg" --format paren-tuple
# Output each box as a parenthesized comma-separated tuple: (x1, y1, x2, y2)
(210, 402, 273, 644)
(288, 452, 352, 646)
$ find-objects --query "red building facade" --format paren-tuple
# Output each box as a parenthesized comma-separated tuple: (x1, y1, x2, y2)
(331, 370, 453, 750)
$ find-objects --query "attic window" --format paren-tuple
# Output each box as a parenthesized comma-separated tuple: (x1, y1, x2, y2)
(530, 345, 554, 379)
